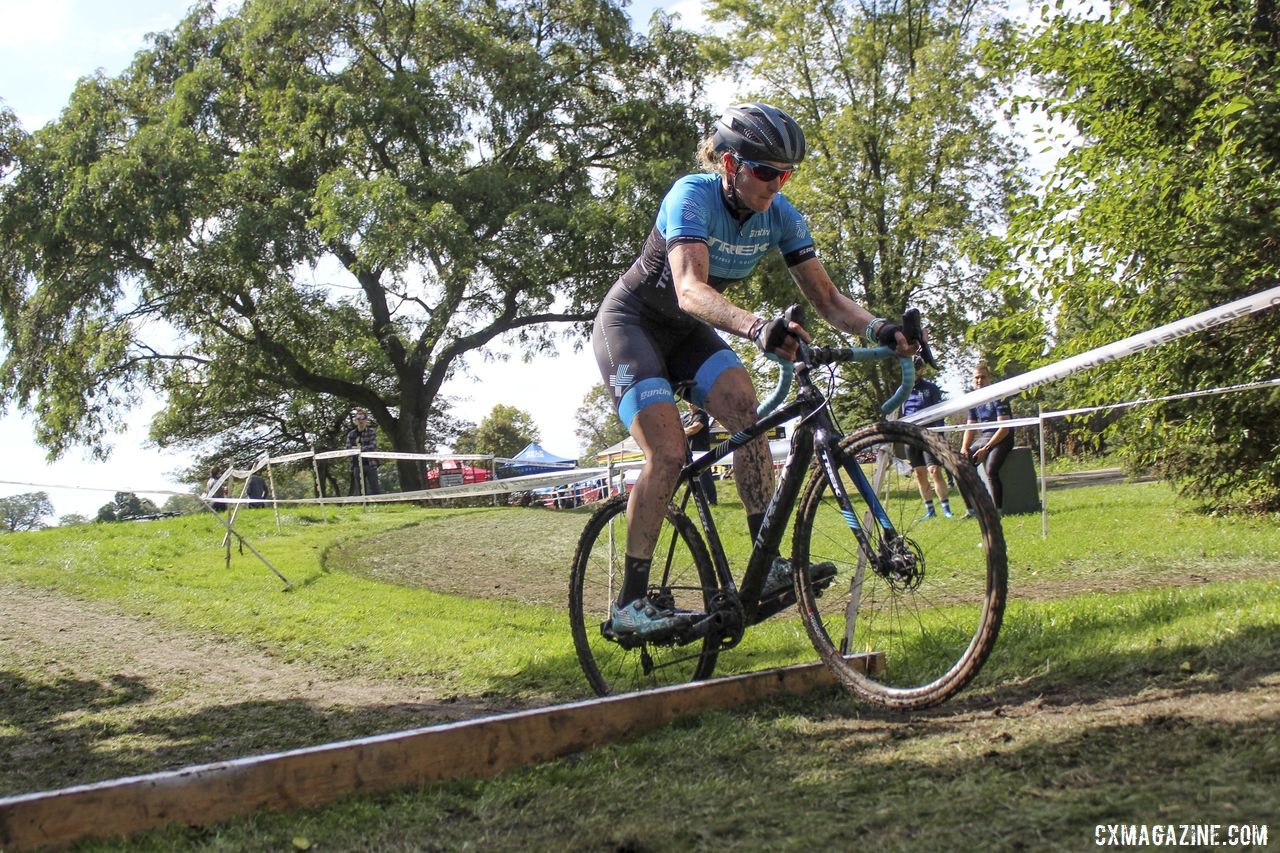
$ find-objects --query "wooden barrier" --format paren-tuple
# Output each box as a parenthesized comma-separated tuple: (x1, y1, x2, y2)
(0, 657, 878, 850)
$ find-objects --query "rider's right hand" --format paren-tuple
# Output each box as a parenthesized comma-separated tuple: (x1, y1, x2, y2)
(750, 314, 809, 359)
(751, 316, 789, 353)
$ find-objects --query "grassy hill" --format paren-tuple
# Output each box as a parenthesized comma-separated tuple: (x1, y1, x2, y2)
(1, 482, 1277, 849)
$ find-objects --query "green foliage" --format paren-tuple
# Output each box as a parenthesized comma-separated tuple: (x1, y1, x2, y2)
(0, 491, 53, 532)
(705, 0, 1029, 418)
(95, 492, 160, 523)
(161, 493, 206, 516)
(0, 0, 711, 489)
(995, 0, 1280, 510)
(453, 403, 540, 459)
(574, 383, 629, 460)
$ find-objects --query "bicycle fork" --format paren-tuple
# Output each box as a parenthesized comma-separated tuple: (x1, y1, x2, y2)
(813, 431, 900, 652)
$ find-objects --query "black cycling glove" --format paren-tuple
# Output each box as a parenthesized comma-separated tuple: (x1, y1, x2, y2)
(867, 319, 903, 348)
(751, 316, 794, 355)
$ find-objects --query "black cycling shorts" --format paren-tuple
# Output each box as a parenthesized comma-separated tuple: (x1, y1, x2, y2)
(906, 444, 940, 469)
(592, 286, 743, 428)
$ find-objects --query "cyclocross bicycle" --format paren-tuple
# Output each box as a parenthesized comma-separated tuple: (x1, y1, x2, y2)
(569, 308, 1007, 710)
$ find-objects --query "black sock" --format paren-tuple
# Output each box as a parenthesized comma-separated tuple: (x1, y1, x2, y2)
(747, 512, 765, 544)
(619, 555, 651, 606)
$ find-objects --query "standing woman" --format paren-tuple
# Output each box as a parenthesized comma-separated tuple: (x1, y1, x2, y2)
(591, 103, 915, 639)
(961, 362, 1015, 513)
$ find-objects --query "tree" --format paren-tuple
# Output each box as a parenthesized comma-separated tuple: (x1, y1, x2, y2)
(153, 361, 467, 489)
(0, 491, 53, 532)
(705, 0, 1028, 417)
(161, 493, 206, 516)
(574, 383, 630, 461)
(0, 0, 711, 490)
(454, 404, 540, 460)
(95, 492, 160, 523)
(996, 0, 1280, 509)
(58, 514, 90, 527)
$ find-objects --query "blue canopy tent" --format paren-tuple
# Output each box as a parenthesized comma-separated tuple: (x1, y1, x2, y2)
(499, 443, 578, 477)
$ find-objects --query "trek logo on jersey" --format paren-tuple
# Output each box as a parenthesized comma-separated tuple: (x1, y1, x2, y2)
(609, 363, 635, 398)
(707, 235, 769, 257)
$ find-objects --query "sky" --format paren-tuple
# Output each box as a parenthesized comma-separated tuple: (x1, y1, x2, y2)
(0, 0, 712, 520)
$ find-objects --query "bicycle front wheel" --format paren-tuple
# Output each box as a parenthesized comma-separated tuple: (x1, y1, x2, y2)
(569, 492, 720, 696)
(793, 421, 1007, 710)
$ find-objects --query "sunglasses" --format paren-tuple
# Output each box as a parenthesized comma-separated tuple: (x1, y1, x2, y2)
(733, 155, 796, 185)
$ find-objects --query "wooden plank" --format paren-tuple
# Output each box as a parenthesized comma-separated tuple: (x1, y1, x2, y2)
(0, 657, 877, 851)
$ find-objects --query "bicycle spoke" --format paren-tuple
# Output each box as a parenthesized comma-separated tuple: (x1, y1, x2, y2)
(794, 423, 1006, 709)
(569, 494, 719, 695)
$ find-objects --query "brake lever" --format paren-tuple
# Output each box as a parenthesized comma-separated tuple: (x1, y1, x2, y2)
(902, 307, 937, 369)
(784, 303, 804, 333)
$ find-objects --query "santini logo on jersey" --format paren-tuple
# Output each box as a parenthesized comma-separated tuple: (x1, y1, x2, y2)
(707, 235, 769, 257)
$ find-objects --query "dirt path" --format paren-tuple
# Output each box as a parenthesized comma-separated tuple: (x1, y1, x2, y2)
(0, 584, 517, 796)
(0, 584, 476, 712)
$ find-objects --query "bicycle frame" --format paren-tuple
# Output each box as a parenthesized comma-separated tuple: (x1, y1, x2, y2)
(669, 356, 905, 625)
(571, 330, 1007, 706)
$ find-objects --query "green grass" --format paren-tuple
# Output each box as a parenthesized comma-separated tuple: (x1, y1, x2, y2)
(1040, 451, 1125, 475)
(1005, 481, 1278, 586)
(0, 505, 591, 697)
(2, 484, 1278, 850)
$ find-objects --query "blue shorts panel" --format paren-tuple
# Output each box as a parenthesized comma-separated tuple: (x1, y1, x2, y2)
(691, 349, 743, 407)
(618, 377, 675, 429)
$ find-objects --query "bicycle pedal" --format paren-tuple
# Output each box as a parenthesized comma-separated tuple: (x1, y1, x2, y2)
(750, 563, 839, 625)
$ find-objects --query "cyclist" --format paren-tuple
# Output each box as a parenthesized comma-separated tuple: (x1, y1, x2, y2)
(591, 102, 916, 639)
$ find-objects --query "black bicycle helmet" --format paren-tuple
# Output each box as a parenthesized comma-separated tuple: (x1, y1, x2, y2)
(713, 103, 806, 165)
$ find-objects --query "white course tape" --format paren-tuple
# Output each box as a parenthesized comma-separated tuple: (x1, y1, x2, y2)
(1045, 377, 1280, 419)
(924, 377, 1280, 433)
(313, 448, 360, 461)
(903, 284, 1280, 427)
(199, 467, 612, 506)
(265, 450, 316, 465)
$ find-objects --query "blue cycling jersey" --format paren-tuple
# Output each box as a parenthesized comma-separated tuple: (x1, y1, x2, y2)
(657, 174, 813, 278)
(968, 397, 1014, 443)
(613, 173, 816, 326)
(593, 172, 818, 427)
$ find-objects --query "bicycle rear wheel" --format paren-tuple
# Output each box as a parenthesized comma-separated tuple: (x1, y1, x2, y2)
(569, 492, 720, 695)
(792, 421, 1006, 710)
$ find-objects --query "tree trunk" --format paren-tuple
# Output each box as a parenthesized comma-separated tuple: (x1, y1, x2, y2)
(389, 395, 429, 492)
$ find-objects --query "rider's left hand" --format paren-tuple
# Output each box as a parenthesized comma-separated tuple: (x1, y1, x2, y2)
(873, 321, 918, 357)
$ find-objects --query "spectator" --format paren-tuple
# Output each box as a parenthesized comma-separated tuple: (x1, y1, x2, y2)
(205, 466, 228, 512)
(346, 408, 381, 496)
(246, 473, 270, 507)
(900, 356, 952, 519)
(960, 362, 1015, 514)
(681, 401, 717, 505)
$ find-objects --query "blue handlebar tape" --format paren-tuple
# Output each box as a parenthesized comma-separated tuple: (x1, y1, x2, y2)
(881, 355, 916, 414)
(754, 349, 911, 417)
(757, 354, 794, 416)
